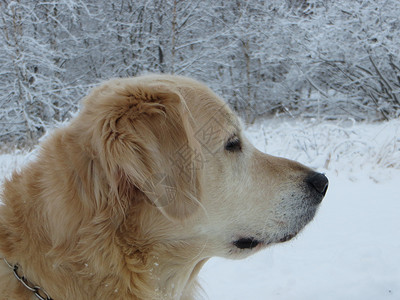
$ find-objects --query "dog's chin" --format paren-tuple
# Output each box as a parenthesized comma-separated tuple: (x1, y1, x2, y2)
(229, 205, 319, 257)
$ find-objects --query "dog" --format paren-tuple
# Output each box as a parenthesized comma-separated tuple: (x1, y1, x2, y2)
(0, 75, 328, 299)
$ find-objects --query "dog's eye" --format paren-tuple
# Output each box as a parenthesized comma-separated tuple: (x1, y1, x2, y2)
(225, 135, 241, 152)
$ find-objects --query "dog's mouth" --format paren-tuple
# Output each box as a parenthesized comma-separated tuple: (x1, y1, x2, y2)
(233, 237, 261, 250)
(233, 233, 297, 250)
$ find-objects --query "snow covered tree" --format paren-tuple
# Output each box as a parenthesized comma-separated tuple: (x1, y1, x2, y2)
(1, 0, 400, 148)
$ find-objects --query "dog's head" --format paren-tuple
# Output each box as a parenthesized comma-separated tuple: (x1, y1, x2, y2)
(72, 75, 327, 260)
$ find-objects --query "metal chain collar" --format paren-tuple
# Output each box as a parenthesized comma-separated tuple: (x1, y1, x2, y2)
(2, 258, 53, 300)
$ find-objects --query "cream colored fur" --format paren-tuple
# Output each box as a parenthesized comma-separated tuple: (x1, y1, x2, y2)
(0, 75, 323, 299)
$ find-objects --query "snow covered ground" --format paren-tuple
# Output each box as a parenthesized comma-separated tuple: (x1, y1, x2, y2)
(1, 119, 399, 299)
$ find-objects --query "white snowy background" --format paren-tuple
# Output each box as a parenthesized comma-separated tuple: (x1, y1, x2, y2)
(1, 0, 400, 299)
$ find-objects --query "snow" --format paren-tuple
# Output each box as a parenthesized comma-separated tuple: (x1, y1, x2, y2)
(0, 119, 399, 299)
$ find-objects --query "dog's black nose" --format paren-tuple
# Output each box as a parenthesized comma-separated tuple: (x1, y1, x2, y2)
(306, 172, 329, 196)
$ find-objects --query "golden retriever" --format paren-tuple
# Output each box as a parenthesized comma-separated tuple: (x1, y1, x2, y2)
(0, 75, 328, 299)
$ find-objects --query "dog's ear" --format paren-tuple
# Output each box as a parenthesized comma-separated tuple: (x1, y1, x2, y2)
(90, 81, 203, 220)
